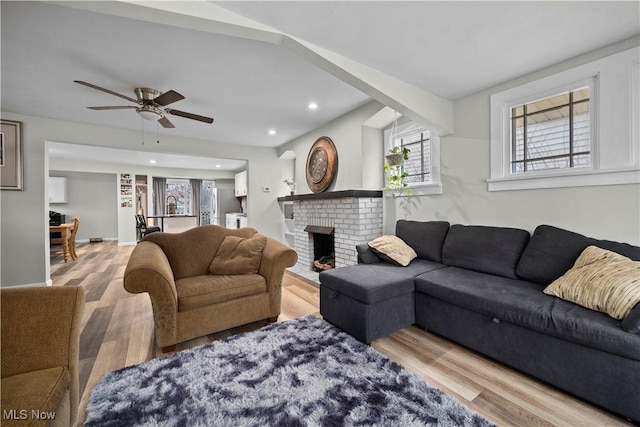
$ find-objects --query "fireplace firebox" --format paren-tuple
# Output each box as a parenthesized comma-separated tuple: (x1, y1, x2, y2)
(305, 225, 335, 271)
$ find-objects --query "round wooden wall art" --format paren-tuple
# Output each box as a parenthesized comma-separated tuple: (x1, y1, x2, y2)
(305, 136, 338, 193)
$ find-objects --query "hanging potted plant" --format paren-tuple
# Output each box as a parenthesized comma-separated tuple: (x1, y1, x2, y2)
(384, 146, 412, 196)
(385, 145, 410, 166)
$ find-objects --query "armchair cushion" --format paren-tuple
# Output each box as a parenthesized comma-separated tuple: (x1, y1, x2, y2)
(1, 286, 84, 427)
(1, 367, 69, 427)
(209, 234, 267, 275)
(177, 274, 266, 311)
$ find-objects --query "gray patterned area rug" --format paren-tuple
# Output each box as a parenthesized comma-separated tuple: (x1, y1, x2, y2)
(85, 315, 494, 426)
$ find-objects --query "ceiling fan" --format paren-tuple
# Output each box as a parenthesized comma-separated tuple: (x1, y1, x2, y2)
(74, 80, 214, 128)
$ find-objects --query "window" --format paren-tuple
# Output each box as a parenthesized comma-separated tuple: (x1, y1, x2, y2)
(510, 87, 591, 174)
(398, 128, 431, 184)
(489, 47, 640, 191)
(164, 179, 218, 221)
(384, 121, 441, 195)
(200, 181, 215, 224)
(166, 179, 191, 215)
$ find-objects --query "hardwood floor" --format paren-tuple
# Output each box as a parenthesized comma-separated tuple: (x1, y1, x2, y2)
(51, 241, 633, 426)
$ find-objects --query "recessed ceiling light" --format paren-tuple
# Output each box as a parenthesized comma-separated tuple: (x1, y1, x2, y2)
(308, 102, 318, 110)
(268, 129, 276, 135)
(149, 160, 156, 164)
(215, 164, 221, 168)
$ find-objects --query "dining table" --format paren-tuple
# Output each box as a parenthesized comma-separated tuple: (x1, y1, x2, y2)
(49, 223, 75, 263)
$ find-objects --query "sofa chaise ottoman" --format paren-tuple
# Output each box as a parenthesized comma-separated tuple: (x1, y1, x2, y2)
(320, 221, 450, 343)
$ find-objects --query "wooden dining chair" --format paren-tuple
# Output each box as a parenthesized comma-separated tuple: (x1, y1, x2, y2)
(69, 216, 80, 260)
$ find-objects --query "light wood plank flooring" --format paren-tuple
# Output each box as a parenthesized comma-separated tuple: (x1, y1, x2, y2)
(50, 241, 634, 426)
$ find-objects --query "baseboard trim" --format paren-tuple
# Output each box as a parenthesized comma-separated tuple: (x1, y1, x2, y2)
(2, 281, 50, 288)
(76, 237, 118, 244)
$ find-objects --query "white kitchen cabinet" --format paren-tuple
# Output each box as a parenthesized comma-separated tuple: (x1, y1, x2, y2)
(49, 177, 68, 203)
(235, 170, 247, 197)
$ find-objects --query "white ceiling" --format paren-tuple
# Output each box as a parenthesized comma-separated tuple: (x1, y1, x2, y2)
(219, 1, 640, 100)
(2, 1, 639, 169)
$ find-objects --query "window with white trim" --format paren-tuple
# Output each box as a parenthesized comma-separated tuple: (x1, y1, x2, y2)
(384, 121, 441, 195)
(489, 47, 640, 192)
(397, 128, 431, 183)
(510, 86, 591, 174)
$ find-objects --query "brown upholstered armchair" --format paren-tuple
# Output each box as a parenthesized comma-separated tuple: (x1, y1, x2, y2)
(124, 225, 297, 352)
(1, 286, 85, 427)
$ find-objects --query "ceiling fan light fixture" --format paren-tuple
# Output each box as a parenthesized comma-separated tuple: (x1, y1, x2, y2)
(136, 106, 163, 121)
(75, 81, 213, 127)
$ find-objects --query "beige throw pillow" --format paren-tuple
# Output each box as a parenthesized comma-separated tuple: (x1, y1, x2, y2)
(368, 235, 417, 267)
(209, 234, 267, 275)
(543, 245, 640, 319)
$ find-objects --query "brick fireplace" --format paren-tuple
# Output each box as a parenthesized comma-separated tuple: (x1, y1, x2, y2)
(280, 190, 383, 271)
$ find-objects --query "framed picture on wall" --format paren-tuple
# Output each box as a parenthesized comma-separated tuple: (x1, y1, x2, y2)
(0, 120, 23, 190)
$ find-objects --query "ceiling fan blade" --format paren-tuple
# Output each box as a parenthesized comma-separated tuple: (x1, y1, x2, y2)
(154, 90, 184, 107)
(74, 80, 138, 104)
(166, 108, 214, 124)
(158, 116, 175, 128)
(87, 106, 137, 110)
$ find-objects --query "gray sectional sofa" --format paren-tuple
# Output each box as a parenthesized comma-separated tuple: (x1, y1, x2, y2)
(319, 220, 640, 421)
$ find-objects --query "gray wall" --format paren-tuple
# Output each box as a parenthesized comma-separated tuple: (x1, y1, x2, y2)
(49, 171, 118, 241)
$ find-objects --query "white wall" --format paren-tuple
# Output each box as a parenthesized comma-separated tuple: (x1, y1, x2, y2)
(49, 171, 118, 241)
(279, 100, 385, 194)
(386, 41, 640, 244)
(0, 112, 293, 287)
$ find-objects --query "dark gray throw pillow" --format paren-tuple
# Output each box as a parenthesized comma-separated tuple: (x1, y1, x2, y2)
(622, 304, 640, 334)
(395, 220, 450, 262)
(442, 224, 530, 279)
(516, 225, 640, 285)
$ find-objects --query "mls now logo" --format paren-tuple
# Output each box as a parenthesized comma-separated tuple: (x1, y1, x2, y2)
(3, 410, 27, 420)
(3, 409, 56, 421)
